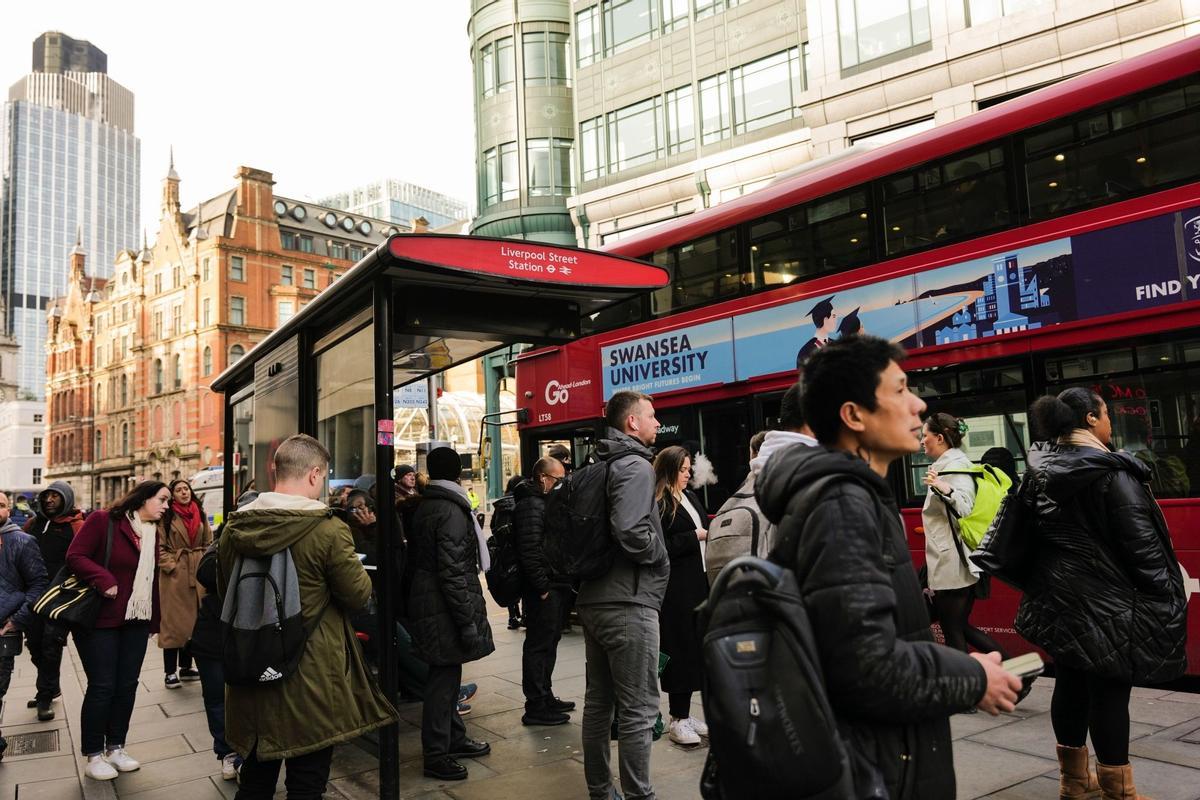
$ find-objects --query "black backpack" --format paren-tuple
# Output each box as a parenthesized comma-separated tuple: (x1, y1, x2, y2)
(484, 495, 522, 607)
(697, 474, 881, 800)
(543, 459, 615, 581)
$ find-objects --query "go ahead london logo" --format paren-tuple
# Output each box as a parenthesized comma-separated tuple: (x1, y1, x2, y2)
(544, 378, 592, 406)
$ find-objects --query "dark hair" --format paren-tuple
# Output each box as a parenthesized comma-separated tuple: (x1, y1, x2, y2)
(980, 447, 1018, 488)
(924, 412, 965, 449)
(1030, 387, 1104, 440)
(162, 478, 204, 532)
(802, 335, 906, 445)
(778, 382, 806, 431)
(809, 297, 835, 328)
(109, 480, 169, 520)
(837, 308, 862, 338)
(604, 390, 652, 431)
(749, 430, 767, 457)
(504, 474, 524, 494)
(652, 446, 690, 519)
(547, 443, 571, 463)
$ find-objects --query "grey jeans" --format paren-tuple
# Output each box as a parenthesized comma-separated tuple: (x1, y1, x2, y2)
(578, 603, 660, 800)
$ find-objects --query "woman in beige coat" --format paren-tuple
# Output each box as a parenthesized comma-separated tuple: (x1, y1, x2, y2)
(157, 479, 211, 689)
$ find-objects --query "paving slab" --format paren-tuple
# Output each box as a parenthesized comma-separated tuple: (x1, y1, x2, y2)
(967, 712, 1160, 758)
(950, 738, 1058, 799)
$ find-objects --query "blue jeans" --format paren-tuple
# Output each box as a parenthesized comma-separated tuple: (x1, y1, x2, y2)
(195, 656, 233, 759)
(74, 623, 150, 756)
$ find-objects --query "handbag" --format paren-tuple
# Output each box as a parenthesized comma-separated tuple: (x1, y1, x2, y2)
(32, 517, 114, 628)
(969, 473, 1036, 591)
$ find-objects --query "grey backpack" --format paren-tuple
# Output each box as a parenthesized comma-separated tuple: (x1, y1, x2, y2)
(220, 547, 327, 686)
(705, 472, 773, 585)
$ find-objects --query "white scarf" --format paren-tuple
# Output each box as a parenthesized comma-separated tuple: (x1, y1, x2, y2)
(125, 512, 157, 621)
(429, 479, 490, 573)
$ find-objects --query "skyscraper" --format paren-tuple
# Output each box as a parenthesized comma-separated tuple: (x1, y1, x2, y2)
(0, 32, 140, 399)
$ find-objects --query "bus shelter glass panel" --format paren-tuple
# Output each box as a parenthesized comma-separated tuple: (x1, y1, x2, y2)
(905, 363, 1030, 502)
(253, 339, 300, 493)
(1043, 336, 1200, 498)
(231, 393, 255, 499)
(317, 324, 376, 498)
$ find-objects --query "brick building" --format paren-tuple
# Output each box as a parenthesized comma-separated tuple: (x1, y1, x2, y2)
(44, 161, 403, 507)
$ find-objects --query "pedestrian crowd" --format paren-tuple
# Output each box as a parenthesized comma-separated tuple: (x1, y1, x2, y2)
(0, 333, 1188, 800)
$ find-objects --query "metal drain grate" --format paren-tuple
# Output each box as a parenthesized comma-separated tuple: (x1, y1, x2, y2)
(4, 730, 60, 756)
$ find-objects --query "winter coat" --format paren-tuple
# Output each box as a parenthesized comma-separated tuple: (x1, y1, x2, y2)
(576, 428, 669, 610)
(658, 489, 708, 694)
(758, 445, 987, 800)
(1015, 445, 1188, 684)
(157, 507, 213, 648)
(23, 481, 84, 579)
(405, 484, 496, 666)
(920, 448, 978, 591)
(0, 521, 48, 630)
(218, 492, 398, 760)
(66, 511, 161, 631)
(188, 543, 221, 660)
(513, 480, 569, 594)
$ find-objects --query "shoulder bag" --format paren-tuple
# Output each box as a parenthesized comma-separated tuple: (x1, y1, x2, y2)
(969, 472, 1037, 591)
(32, 517, 114, 629)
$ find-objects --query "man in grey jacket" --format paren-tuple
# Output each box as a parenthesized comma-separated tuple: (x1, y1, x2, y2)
(578, 390, 669, 800)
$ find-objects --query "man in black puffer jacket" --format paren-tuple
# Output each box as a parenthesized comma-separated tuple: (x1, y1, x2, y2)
(406, 447, 495, 782)
(514, 456, 573, 726)
(756, 336, 1020, 800)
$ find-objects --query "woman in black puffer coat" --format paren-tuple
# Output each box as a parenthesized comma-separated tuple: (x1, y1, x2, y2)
(1017, 388, 1187, 800)
(405, 447, 495, 781)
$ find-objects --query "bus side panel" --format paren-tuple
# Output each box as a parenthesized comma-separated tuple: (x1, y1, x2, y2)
(904, 502, 1200, 679)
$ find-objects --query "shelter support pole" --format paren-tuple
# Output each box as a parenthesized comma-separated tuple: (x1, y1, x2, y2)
(372, 277, 400, 800)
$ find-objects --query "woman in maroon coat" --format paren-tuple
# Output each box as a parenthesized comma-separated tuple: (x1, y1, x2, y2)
(67, 481, 170, 782)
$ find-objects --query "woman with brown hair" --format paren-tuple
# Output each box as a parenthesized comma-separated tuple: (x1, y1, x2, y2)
(652, 445, 710, 747)
(157, 479, 212, 689)
(67, 480, 170, 781)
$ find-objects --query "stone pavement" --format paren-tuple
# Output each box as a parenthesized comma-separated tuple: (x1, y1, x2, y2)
(2, 606, 1199, 799)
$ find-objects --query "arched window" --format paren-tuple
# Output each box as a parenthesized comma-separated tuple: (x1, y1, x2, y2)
(229, 344, 245, 364)
(173, 354, 182, 389)
(120, 375, 128, 407)
(154, 359, 164, 394)
(121, 423, 129, 456)
(202, 347, 212, 377)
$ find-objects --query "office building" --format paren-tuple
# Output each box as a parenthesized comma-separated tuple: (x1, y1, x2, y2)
(1, 32, 140, 399)
(319, 179, 469, 230)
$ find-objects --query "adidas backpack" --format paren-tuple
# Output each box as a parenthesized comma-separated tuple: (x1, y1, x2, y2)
(483, 494, 522, 607)
(937, 463, 1012, 550)
(698, 474, 881, 800)
(543, 459, 615, 581)
(704, 472, 773, 585)
(220, 547, 327, 686)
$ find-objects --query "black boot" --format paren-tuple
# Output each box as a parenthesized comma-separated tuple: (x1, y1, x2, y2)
(447, 738, 491, 758)
(37, 700, 55, 721)
(423, 756, 467, 780)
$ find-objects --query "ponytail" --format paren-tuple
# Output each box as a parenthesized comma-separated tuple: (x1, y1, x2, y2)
(925, 412, 967, 449)
(1030, 387, 1102, 440)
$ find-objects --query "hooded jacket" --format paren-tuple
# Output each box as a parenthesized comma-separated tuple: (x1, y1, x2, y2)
(757, 445, 986, 800)
(0, 520, 47, 630)
(513, 479, 569, 594)
(576, 428, 669, 610)
(1015, 445, 1187, 684)
(24, 481, 84, 579)
(405, 483, 496, 666)
(217, 491, 398, 760)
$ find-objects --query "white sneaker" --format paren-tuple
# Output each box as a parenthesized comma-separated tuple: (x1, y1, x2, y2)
(85, 755, 119, 781)
(104, 747, 140, 772)
(687, 716, 709, 737)
(668, 717, 701, 746)
(221, 752, 240, 780)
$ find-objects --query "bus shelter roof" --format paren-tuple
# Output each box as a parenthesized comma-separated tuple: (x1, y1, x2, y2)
(210, 234, 670, 393)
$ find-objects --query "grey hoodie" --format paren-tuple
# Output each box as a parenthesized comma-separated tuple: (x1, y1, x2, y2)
(576, 428, 670, 610)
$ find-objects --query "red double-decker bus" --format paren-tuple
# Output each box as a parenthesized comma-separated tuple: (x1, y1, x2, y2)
(515, 36, 1200, 674)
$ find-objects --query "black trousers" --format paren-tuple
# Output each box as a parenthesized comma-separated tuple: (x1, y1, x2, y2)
(25, 616, 67, 702)
(522, 589, 565, 710)
(1051, 663, 1134, 765)
(163, 644, 193, 674)
(236, 744, 333, 800)
(932, 586, 1008, 657)
(422, 663, 467, 760)
(74, 623, 150, 756)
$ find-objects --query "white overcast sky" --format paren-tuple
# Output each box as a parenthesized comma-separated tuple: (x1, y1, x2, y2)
(1, 2, 476, 231)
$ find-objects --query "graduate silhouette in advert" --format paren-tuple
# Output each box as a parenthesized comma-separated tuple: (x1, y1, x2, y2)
(795, 296, 838, 369)
(837, 307, 863, 338)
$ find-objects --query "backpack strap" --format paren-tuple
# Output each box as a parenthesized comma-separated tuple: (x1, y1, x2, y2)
(767, 474, 887, 567)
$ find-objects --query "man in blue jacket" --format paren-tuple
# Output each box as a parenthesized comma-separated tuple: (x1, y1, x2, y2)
(0, 490, 49, 759)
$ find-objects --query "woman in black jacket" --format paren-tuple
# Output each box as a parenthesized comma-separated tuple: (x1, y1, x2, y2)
(652, 446, 709, 747)
(1017, 388, 1187, 800)
(405, 447, 495, 782)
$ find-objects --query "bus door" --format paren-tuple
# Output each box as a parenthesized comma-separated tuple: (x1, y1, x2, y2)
(697, 399, 752, 512)
(521, 423, 603, 476)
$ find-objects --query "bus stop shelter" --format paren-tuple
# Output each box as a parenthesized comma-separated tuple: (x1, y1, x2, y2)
(210, 234, 669, 799)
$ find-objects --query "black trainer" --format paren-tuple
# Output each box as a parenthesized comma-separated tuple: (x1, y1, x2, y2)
(547, 697, 576, 713)
(423, 756, 467, 781)
(27, 693, 60, 709)
(178, 667, 201, 682)
(447, 738, 491, 758)
(522, 708, 570, 726)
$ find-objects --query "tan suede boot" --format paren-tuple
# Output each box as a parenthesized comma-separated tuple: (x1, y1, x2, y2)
(1096, 762, 1151, 800)
(1057, 745, 1102, 799)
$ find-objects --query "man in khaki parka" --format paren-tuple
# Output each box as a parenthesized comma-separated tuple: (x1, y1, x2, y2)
(218, 434, 397, 798)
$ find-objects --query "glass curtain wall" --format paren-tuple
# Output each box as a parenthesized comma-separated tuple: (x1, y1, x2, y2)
(317, 324, 376, 495)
